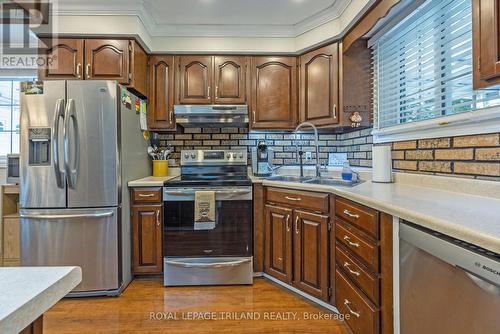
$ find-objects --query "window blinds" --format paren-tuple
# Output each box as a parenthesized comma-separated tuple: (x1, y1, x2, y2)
(372, 0, 500, 129)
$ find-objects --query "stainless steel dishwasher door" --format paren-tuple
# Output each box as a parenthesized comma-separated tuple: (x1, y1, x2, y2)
(399, 222, 500, 334)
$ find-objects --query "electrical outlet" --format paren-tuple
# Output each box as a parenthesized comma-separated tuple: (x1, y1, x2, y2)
(305, 152, 312, 160)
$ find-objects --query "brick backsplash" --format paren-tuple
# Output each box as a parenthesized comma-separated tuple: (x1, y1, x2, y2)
(155, 127, 374, 167)
(156, 127, 500, 180)
(391, 133, 500, 180)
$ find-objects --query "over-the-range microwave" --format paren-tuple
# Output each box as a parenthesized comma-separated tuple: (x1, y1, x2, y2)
(6, 154, 19, 184)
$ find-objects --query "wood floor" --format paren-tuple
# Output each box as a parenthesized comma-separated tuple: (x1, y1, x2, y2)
(44, 278, 350, 334)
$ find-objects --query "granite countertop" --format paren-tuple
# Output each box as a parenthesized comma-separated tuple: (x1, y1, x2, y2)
(0, 266, 82, 334)
(261, 176, 500, 254)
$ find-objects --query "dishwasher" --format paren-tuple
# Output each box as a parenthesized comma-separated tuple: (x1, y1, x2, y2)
(399, 221, 500, 334)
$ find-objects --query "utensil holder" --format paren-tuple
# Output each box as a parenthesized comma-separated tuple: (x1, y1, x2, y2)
(153, 160, 169, 177)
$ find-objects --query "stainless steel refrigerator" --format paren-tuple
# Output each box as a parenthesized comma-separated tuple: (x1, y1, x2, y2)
(19, 80, 150, 296)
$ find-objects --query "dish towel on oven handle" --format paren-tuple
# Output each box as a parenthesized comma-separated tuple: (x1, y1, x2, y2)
(194, 190, 216, 230)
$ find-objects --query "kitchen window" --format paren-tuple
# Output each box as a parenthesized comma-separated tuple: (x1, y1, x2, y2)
(0, 77, 34, 164)
(371, 0, 500, 142)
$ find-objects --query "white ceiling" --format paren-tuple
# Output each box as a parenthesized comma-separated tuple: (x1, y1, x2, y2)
(54, 0, 352, 37)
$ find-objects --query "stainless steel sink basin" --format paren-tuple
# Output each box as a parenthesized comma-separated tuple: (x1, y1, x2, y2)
(266, 175, 315, 182)
(266, 175, 363, 187)
(303, 177, 364, 187)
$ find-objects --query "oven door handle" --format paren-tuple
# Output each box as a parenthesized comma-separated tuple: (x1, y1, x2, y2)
(164, 190, 251, 196)
(165, 258, 251, 268)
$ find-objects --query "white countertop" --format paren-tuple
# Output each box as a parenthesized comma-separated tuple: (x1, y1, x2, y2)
(0, 266, 82, 334)
(128, 175, 179, 187)
(262, 175, 500, 254)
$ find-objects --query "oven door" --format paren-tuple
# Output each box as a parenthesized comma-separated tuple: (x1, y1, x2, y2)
(163, 186, 252, 257)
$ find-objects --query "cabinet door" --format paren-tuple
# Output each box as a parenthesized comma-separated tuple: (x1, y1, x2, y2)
(264, 204, 293, 284)
(213, 56, 247, 104)
(293, 210, 329, 301)
(473, 0, 500, 88)
(38, 38, 84, 80)
(132, 205, 163, 274)
(300, 44, 339, 126)
(177, 56, 213, 104)
(148, 56, 176, 130)
(250, 57, 297, 129)
(84, 39, 130, 83)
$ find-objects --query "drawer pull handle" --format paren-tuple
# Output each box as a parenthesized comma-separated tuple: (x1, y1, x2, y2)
(343, 209, 360, 219)
(343, 235, 360, 248)
(138, 193, 155, 198)
(285, 196, 302, 202)
(286, 215, 291, 232)
(156, 210, 160, 226)
(344, 299, 360, 318)
(344, 262, 361, 276)
(295, 215, 300, 234)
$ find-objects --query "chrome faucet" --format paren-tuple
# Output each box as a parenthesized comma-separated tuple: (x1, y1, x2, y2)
(293, 122, 322, 178)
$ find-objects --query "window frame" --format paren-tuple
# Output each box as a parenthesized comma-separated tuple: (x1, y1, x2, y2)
(370, 0, 500, 143)
(0, 76, 36, 167)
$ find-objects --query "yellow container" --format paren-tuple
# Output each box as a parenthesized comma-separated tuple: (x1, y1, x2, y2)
(152, 160, 169, 177)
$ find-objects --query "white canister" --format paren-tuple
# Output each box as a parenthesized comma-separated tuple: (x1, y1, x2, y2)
(372, 145, 393, 183)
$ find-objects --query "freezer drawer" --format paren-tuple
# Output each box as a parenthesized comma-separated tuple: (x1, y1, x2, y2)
(164, 257, 253, 286)
(20, 207, 120, 295)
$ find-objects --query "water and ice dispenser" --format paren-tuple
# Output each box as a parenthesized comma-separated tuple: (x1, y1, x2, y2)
(28, 128, 51, 166)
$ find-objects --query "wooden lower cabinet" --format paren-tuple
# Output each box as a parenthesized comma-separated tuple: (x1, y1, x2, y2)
(264, 204, 293, 284)
(264, 188, 331, 302)
(336, 268, 380, 334)
(293, 210, 329, 300)
(132, 205, 163, 274)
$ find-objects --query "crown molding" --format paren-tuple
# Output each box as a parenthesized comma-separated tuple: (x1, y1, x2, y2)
(54, 0, 352, 38)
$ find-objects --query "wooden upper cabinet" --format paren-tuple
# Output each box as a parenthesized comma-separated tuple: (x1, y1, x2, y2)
(250, 56, 297, 129)
(132, 205, 163, 274)
(177, 56, 213, 104)
(38, 38, 84, 80)
(300, 44, 339, 126)
(473, 0, 500, 88)
(127, 41, 148, 98)
(149, 56, 176, 131)
(264, 204, 293, 284)
(84, 39, 129, 83)
(293, 210, 329, 301)
(213, 56, 247, 104)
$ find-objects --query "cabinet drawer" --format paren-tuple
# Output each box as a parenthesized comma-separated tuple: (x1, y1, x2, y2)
(132, 187, 162, 203)
(336, 268, 379, 334)
(266, 187, 329, 213)
(336, 197, 379, 238)
(336, 244, 380, 305)
(336, 220, 379, 271)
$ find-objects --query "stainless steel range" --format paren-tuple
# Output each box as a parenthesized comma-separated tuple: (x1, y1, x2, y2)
(163, 149, 253, 286)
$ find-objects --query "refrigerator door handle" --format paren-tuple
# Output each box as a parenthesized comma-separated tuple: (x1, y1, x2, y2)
(20, 211, 115, 219)
(52, 98, 65, 189)
(64, 99, 80, 189)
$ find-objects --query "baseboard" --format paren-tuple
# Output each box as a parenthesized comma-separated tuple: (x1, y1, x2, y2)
(262, 274, 340, 313)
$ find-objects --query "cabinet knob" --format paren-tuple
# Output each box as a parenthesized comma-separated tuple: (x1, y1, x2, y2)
(85, 64, 91, 79)
(76, 63, 82, 79)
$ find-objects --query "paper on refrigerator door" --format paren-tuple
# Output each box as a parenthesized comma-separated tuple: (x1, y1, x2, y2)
(139, 100, 148, 131)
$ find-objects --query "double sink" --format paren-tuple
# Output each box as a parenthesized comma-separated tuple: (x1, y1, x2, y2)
(266, 175, 364, 187)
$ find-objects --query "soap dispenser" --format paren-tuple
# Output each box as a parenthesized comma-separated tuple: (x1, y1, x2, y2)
(341, 161, 355, 181)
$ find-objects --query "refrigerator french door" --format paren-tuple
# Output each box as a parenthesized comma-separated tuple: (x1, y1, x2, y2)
(19, 81, 122, 296)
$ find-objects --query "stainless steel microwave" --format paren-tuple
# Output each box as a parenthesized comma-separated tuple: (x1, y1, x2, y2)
(6, 154, 19, 184)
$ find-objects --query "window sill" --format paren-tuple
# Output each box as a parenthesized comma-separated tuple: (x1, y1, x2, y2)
(372, 105, 500, 143)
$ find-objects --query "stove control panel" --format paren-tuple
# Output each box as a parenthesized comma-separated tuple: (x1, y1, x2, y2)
(181, 149, 247, 166)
